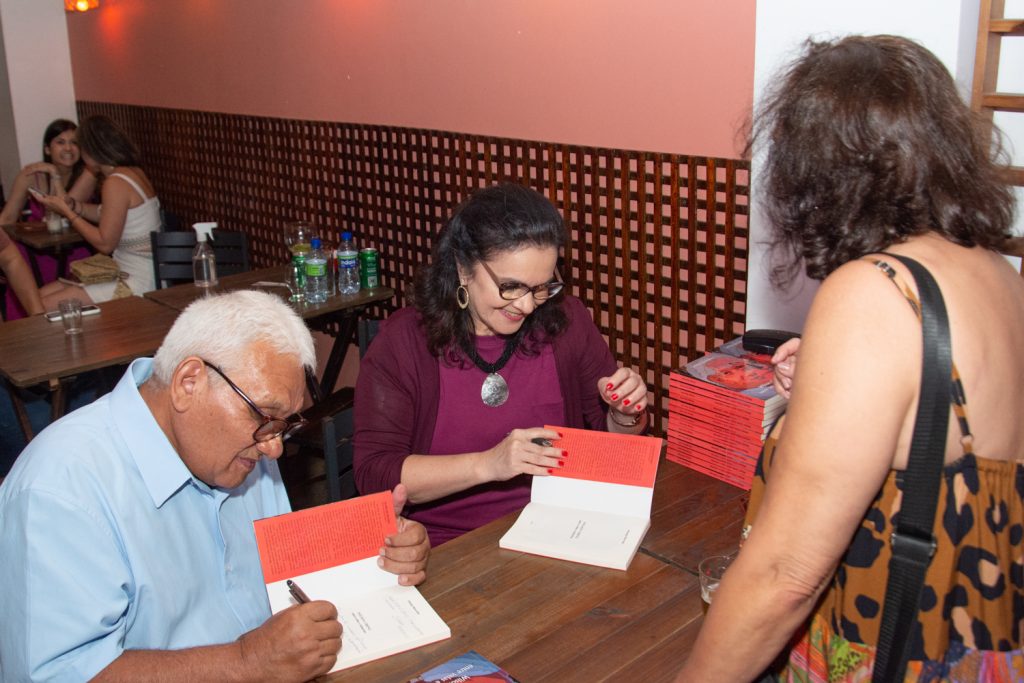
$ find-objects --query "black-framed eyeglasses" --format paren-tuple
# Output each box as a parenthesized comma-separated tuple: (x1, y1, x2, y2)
(201, 360, 307, 443)
(478, 260, 564, 301)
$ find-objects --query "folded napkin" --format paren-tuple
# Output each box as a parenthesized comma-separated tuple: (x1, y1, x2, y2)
(70, 254, 121, 284)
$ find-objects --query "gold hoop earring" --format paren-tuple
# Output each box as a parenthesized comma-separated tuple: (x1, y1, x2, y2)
(456, 285, 470, 310)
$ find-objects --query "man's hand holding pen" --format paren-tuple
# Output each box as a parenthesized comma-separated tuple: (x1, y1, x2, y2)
(237, 589, 343, 681)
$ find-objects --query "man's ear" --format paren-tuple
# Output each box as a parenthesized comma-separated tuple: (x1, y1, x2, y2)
(169, 357, 206, 414)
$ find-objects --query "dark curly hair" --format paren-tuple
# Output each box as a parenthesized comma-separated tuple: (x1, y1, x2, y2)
(411, 183, 569, 360)
(41, 119, 86, 191)
(750, 35, 1016, 286)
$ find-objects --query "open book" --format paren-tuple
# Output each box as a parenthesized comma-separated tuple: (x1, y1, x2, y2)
(498, 426, 663, 570)
(253, 491, 450, 673)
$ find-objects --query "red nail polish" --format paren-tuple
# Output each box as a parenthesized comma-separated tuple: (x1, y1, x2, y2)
(636, 405, 644, 412)
(562, 450, 568, 457)
(547, 468, 554, 474)
(558, 460, 565, 466)
(606, 383, 614, 390)
(611, 394, 618, 400)
(623, 398, 630, 406)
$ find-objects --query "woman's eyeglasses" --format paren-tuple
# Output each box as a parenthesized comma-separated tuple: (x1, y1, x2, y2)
(202, 360, 306, 443)
(478, 260, 564, 301)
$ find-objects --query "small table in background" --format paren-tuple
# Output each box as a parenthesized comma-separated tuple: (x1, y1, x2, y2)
(2, 222, 86, 285)
(144, 265, 395, 396)
(0, 296, 179, 440)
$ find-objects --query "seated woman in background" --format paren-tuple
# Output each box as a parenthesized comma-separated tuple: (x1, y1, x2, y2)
(355, 183, 649, 546)
(35, 115, 159, 306)
(0, 119, 96, 318)
(677, 36, 1023, 681)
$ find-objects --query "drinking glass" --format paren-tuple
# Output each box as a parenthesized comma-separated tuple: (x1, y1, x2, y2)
(698, 554, 734, 615)
(46, 210, 64, 233)
(58, 299, 83, 335)
(283, 221, 315, 258)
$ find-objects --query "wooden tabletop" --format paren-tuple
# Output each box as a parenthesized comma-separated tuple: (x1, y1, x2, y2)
(0, 296, 179, 387)
(2, 221, 85, 250)
(323, 461, 744, 682)
(144, 264, 395, 317)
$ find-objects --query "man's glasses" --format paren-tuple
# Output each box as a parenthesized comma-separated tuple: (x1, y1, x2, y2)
(202, 360, 307, 443)
(478, 260, 564, 301)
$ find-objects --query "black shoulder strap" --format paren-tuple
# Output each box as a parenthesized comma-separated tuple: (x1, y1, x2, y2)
(873, 255, 952, 682)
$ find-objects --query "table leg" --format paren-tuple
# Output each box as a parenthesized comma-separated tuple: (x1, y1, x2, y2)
(319, 312, 360, 396)
(48, 378, 67, 422)
(5, 378, 34, 442)
(26, 251, 44, 287)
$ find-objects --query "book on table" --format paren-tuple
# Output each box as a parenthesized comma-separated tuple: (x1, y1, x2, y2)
(498, 425, 663, 571)
(665, 338, 787, 489)
(408, 649, 521, 683)
(253, 491, 450, 673)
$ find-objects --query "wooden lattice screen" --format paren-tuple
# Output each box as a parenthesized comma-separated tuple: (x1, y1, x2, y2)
(77, 102, 750, 435)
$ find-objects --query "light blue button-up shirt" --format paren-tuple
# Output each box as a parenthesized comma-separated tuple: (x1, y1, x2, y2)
(0, 359, 292, 682)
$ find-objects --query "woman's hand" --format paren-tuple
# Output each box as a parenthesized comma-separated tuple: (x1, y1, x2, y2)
(599, 367, 648, 428)
(771, 337, 801, 399)
(30, 190, 74, 220)
(481, 428, 564, 481)
(19, 162, 58, 181)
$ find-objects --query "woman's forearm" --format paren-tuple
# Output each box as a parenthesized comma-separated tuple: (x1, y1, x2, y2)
(400, 453, 489, 504)
(675, 552, 827, 681)
(67, 213, 114, 253)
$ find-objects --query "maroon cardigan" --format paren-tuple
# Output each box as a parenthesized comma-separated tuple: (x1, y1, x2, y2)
(353, 295, 617, 496)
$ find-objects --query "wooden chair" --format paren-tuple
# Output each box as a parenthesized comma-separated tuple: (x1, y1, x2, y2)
(286, 318, 381, 503)
(150, 229, 251, 289)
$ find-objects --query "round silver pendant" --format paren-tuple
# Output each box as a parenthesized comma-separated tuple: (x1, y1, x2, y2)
(481, 372, 509, 407)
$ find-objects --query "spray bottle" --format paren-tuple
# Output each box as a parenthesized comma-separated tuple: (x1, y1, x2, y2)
(192, 222, 219, 288)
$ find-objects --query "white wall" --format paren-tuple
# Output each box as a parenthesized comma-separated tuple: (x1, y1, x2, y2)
(0, 0, 77, 198)
(746, 0, 1022, 331)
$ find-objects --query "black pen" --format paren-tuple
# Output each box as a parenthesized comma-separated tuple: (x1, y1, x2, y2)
(286, 579, 311, 604)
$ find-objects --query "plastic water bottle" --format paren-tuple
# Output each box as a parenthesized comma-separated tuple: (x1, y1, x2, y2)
(337, 231, 360, 295)
(304, 237, 329, 304)
(192, 222, 219, 288)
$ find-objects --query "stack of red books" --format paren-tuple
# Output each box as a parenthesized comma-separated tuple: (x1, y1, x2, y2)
(667, 338, 787, 490)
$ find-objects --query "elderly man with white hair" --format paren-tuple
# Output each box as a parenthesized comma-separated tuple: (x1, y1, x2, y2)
(0, 290, 430, 682)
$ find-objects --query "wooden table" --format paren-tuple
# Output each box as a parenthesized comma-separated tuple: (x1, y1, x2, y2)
(324, 461, 745, 682)
(2, 221, 86, 285)
(0, 296, 179, 438)
(145, 265, 395, 396)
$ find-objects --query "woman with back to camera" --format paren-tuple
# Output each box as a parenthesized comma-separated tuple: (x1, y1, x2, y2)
(354, 183, 649, 546)
(0, 119, 96, 318)
(677, 35, 1023, 681)
(35, 115, 159, 307)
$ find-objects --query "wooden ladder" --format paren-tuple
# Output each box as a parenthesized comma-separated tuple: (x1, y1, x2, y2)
(972, 0, 1024, 267)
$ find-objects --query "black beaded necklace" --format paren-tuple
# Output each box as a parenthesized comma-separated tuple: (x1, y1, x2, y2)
(459, 334, 521, 407)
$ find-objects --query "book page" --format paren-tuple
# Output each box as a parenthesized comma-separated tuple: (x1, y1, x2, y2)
(254, 491, 397, 584)
(499, 502, 650, 571)
(330, 585, 451, 672)
(546, 425, 661, 488)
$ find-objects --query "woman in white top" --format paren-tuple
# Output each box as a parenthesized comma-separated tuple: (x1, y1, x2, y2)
(36, 115, 160, 306)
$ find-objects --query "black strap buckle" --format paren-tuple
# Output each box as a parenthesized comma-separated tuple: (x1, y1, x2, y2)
(890, 530, 937, 562)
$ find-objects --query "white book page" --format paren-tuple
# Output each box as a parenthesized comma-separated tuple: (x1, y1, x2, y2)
(499, 502, 650, 570)
(531, 475, 654, 517)
(266, 557, 450, 672)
